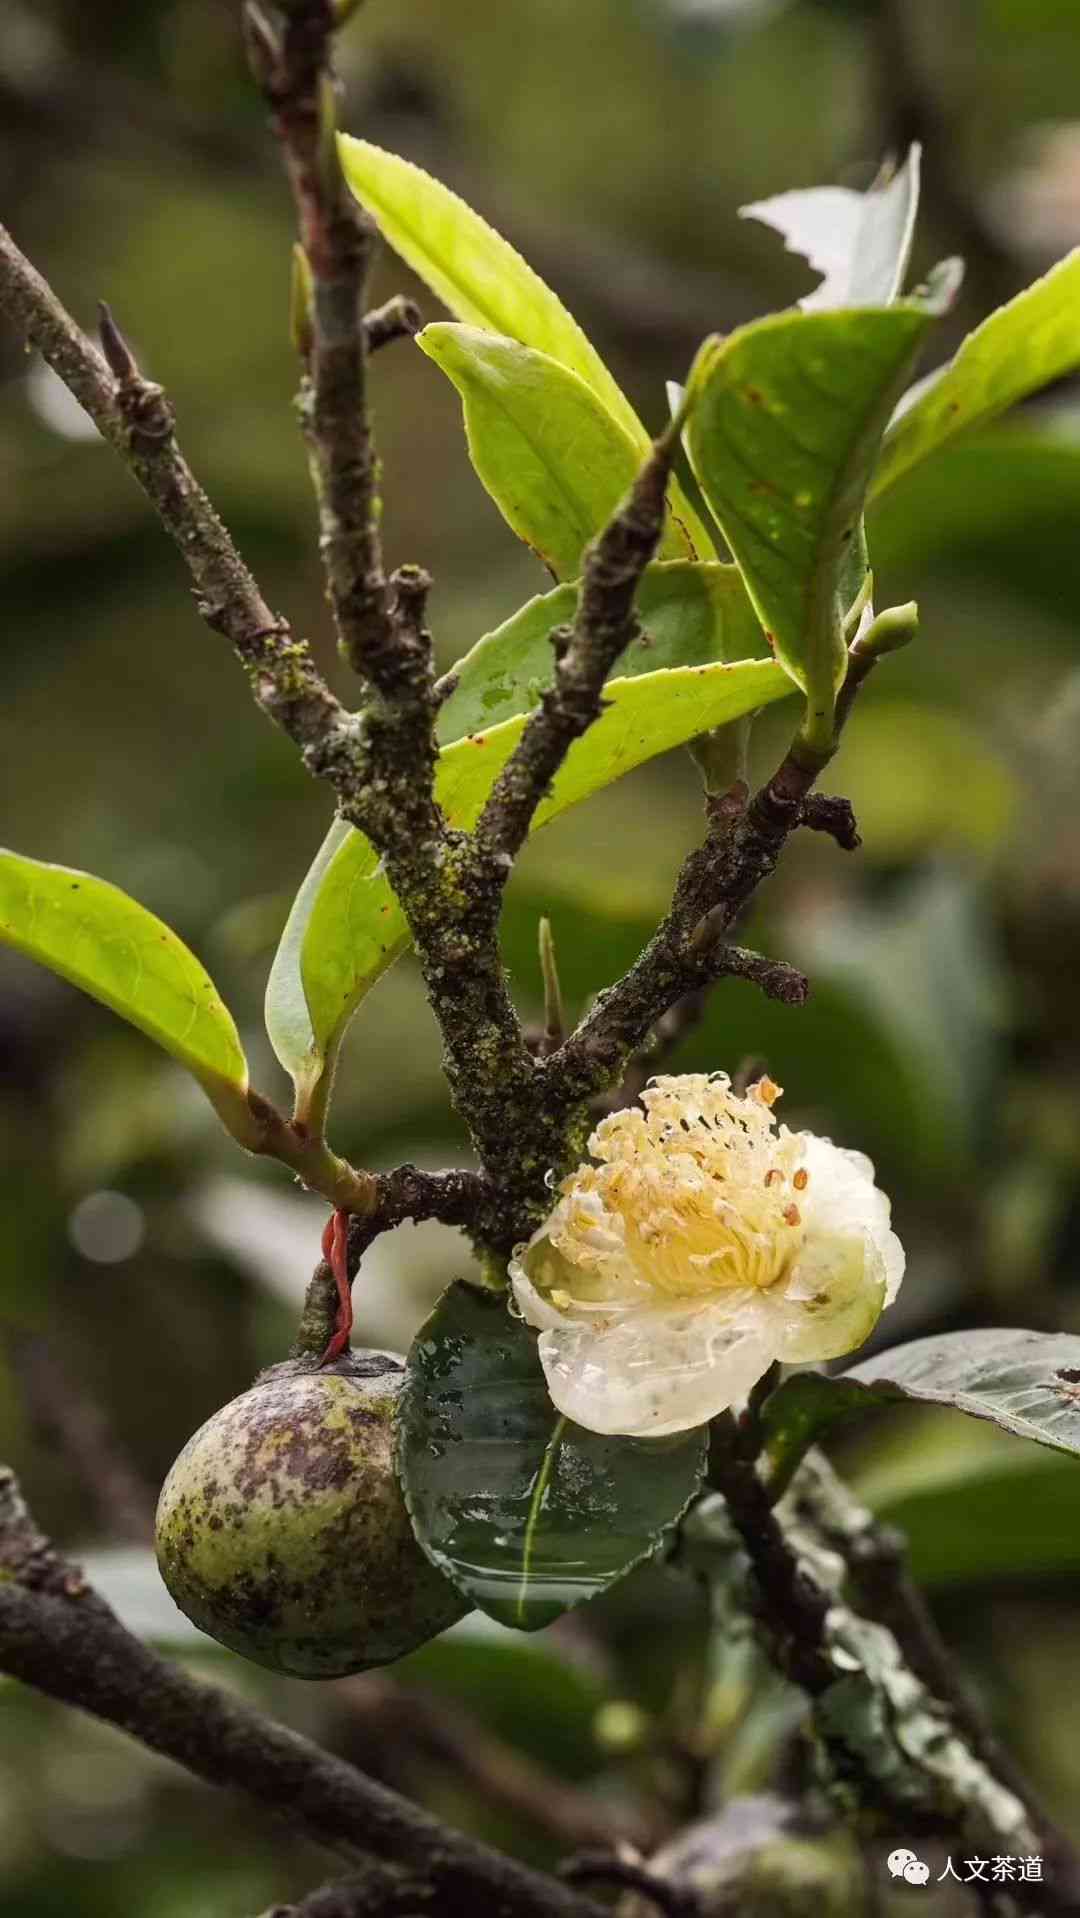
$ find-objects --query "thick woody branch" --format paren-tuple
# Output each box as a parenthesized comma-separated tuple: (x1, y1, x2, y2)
(700, 1431, 1080, 1913)
(0, 1468, 603, 1918)
(788, 1451, 1080, 1899)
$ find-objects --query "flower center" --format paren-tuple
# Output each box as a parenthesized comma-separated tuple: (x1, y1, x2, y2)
(548, 1074, 809, 1303)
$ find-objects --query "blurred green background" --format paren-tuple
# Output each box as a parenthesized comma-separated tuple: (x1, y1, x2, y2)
(3, 0, 1080, 1910)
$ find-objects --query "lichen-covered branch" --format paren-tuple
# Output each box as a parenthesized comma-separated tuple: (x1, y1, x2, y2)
(700, 1430, 1080, 1913)
(788, 1451, 1080, 1900)
(0, 1468, 604, 1918)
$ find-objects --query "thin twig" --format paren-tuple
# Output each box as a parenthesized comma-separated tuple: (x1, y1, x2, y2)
(258, 1870, 429, 1918)
(468, 422, 681, 879)
(12, 1335, 156, 1544)
(0, 1467, 604, 1918)
(337, 1675, 650, 1852)
(0, 227, 346, 768)
(541, 590, 906, 1116)
(561, 1851, 702, 1918)
(706, 1418, 833, 1697)
(252, 0, 392, 682)
(540, 744, 836, 1113)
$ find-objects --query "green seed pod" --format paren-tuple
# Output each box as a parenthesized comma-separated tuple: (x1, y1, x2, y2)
(155, 1353, 466, 1677)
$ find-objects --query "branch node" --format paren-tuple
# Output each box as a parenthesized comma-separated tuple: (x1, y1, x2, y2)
(713, 945, 810, 1005)
(798, 793, 861, 851)
(363, 294, 422, 353)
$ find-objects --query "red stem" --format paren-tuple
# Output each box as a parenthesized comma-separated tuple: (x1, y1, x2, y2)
(318, 1209, 353, 1365)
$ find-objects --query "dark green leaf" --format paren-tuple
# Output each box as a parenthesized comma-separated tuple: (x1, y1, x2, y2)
(846, 1327, 1080, 1455)
(764, 1327, 1080, 1497)
(397, 1282, 707, 1630)
(685, 305, 934, 743)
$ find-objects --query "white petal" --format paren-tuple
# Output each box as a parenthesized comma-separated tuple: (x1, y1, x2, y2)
(510, 1223, 649, 1314)
(511, 1268, 573, 1334)
(799, 1132, 905, 1305)
(533, 1294, 776, 1438)
(768, 1232, 886, 1363)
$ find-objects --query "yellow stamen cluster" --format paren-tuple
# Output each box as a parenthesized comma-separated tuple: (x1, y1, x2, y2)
(547, 1074, 811, 1304)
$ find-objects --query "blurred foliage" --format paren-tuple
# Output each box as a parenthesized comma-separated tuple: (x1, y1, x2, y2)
(3, 0, 1080, 1907)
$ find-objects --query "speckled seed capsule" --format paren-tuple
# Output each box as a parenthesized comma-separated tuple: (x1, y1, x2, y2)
(155, 1352, 465, 1678)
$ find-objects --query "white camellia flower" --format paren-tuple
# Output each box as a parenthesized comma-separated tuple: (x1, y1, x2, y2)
(510, 1072, 904, 1438)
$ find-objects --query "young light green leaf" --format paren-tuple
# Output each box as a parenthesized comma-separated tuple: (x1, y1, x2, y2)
(437, 560, 765, 743)
(418, 324, 692, 578)
(685, 305, 933, 744)
(0, 849, 250, 1129)
(269, 655, 793, 1100)
(761, 1326, 1080, 1500)
(264, 817, 349, 1112)
(397, 1282, 707, 1630)
(337, 136, 713, 557)
(742, 144, 921, 310)
(340, 136, 642, 440)
(872, 247, 1080, 500)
